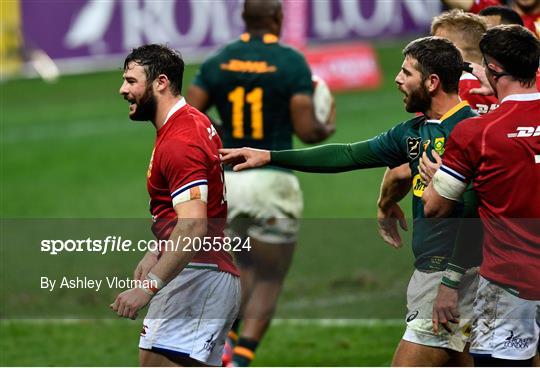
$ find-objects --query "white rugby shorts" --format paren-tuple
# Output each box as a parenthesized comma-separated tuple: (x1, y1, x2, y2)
(402, 268, 479, 352)
(470, 276, 540, 360)
(139, 268, 241, 366)
(225, 169, 303, 244)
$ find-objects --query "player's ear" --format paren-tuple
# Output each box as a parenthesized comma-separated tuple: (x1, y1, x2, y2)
(426, 74, 441, 93)
(155, 74, 169, 93)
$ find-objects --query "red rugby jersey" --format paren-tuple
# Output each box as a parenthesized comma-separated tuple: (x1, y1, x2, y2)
(441, 93, 540, 299)
(459, 73, 499, 115)
(147, 98, 238, 276)
(468, 0, 501, 13)
(521, 12, 540, 39)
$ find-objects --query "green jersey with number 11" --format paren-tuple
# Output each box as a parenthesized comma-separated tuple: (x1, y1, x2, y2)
(193, 33, 313, 151)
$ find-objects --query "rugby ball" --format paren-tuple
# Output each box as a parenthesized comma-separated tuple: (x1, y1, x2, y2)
(312, 75, 333, 123)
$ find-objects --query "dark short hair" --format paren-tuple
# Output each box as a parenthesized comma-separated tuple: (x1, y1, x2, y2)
(403, 36, 463, 94)
(123, 44, 184, 95)
(479, 25, 540, 86)
(479, 6, 524, 26)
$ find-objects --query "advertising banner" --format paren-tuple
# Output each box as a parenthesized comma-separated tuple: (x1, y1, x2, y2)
(20, 0, 440, 66)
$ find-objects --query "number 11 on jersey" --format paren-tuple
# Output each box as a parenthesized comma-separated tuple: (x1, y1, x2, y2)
(228, 87, 264, 140)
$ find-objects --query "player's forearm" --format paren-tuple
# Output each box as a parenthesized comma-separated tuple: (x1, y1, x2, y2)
(147, 218, 207, 284)
(448, 188, 483, 268)
(377, 165, 411, 210)
(270, 141, 386, 173)
(442, 188, 482, 289)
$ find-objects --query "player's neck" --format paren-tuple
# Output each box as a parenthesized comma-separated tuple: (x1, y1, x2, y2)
(247, 29, 278, 37)
(425, 93, 461, 120)
(153, 95, 183, 131)
(496, 82, 538, 102)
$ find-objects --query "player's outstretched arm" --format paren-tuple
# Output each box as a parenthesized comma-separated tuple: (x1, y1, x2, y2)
(221, 141, 387, 173)
(219, 148, 271, 171)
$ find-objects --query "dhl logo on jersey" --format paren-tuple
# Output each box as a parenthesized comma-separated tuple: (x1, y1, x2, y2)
(220, 59, 277, 74)
(412, 174, 427, 197)
(507, 126, 540, 138)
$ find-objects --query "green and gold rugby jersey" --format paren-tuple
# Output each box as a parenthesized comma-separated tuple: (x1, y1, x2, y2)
(369, 101, 477, 271)
(192, 33, 313, 152)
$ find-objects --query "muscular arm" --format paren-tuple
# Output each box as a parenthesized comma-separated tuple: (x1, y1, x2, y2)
(290, 94, 335, 144)
(449, 188, 482, 269)
(185, 85, 224, 137)
(147, 200, 207, 284)
(429, 183, 482, 333)
(110, 200, 207, 319)
(422, 181, 457, 218)
(186, 85, 211, 113)
(376, 164, 411, 248)
(377, 164, 411, 209)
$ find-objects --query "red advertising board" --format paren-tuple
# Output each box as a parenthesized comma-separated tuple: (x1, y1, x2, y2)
(305, 43, 382, 91)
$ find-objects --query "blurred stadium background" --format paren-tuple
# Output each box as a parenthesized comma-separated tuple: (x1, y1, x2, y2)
(1, 0, 446, 365)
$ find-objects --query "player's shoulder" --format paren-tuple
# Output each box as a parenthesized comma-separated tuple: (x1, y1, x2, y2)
(379, 114, 424, 139)
(163, 107, 210, 142)
(452, 113, 488, 139)
(401, 114, 425, 129)
(276, 43, 308, 62)
(201, 39, 245, 65)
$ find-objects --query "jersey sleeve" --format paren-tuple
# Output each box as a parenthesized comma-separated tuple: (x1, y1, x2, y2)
(270, 141, 388, 172)
(158, 139, 209, 207)
(367, 121, 410, 168)
(285, 50, 313, 96)
(433, 119, 479, 201)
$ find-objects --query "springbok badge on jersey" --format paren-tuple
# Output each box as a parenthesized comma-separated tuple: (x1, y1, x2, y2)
(434, 137, 445, 156)
(407, 137, 421, 159)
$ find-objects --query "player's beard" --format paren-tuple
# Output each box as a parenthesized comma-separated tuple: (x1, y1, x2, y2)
(405, 82, 431, 114)
(130, 84, 157, 122)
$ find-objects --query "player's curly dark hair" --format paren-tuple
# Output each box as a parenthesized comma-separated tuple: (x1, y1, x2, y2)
(479, 25, 540, 87)
(123, 44, 184, 95)
(403, 36, 462, 94)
